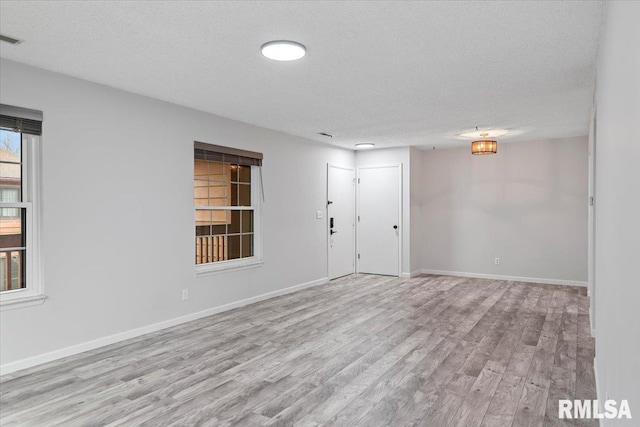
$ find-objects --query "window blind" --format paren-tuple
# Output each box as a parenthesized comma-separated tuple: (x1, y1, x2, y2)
(0, 104, 43, 136)
(194, 141, 262, 166)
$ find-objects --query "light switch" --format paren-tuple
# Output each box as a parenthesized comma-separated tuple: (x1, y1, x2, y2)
(316, 210, 324, 219)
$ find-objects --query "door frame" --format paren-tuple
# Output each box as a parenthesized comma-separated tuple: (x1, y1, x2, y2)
(588, 105, 596, 335)
(327, 163, 356, 280)
(356, 163, 402, 277)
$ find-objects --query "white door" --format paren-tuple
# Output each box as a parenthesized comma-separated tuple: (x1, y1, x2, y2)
(328, 164, 355, 280)
(357, 165, 401, 276)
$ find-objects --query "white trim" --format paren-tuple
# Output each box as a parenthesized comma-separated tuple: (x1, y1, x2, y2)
(356, 163, 403, 170)
(195, 259, 264, 277)
(588, 103, 597, 335)
(419, 269, 587, 287)
(594, 357, 604, 427)
(194, 206, 255, 211)
(398, 165, 403, 279)
(0, 276, 329, 376)
(0, 294, 46, 310)
(400, 270, 422, 278)
(1, 134, 44, 309)
(327, 163, 356, 172)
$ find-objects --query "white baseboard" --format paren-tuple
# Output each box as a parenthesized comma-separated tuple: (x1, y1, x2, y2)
(594, 357, 604, 427)
(400, 270, 423, 278)
(419, 269, 587, 287)
(0, 277, 329, 376)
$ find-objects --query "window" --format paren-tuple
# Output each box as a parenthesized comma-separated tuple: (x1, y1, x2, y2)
(0, 104, 43, 309)
(194, 142, 262, 274)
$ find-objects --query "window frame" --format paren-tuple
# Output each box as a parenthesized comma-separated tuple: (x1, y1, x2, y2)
(195, 163, 263, 276)
(0, 132, 44, 310)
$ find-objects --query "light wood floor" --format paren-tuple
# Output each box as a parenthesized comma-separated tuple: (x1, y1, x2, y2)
(0, 274, 596, 426)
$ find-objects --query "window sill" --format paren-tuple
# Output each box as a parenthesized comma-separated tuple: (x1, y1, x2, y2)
(196, 259, 264, 277)
(0, 294, 47, 311)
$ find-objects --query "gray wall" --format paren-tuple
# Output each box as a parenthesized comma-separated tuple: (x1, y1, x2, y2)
(420, 137, 588, 283)
(594, 1, 640, 422)
(0, 59, 354, 368)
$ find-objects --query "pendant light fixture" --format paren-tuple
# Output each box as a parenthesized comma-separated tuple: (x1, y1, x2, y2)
(471, 128, 497, 155)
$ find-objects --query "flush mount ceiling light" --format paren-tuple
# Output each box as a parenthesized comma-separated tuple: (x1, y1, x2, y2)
(471, 132, 497, 155)
(355, 143, 375, 149)
(261, 40, 306, 61)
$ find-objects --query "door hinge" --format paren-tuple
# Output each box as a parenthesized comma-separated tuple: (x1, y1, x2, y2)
(357, 178, 360, 184)
(357, 253, 360, 259)
(357, 215, 360, 222)
(589, 196, 594, 206)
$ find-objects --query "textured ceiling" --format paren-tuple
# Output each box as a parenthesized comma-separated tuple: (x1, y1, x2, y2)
(0, 1, 604, 150)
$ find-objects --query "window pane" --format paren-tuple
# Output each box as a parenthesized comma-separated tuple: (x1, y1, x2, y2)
(230, 183, 238, 206)
(195, 209, 212, 227)
(193, 176, 208, 206)
(238, 165, 251, 183)
(0, 129, 21, 159)
(0, 157, 22, 203)
(0, 250, 25, 292)
(196, 210, 231, 233)
(194, 153, 257, 266)
(0, 208, 25, 249)
(196, 235, 228, 264)
(0, 188, 20, 218)
(241, 234, 253, 258)
(239, 184, 251, 206)
(0, 214, 25, 292)
(194, 159, 208, 179)
(228, 210, 240, 234)
(208, 182, 231, 206)
(212, 224, 226, 235)
(207, 161, 228, 183)
(194, 160, 234, 207)
(195, 208, 252, 265)
(228, 235, 241, 260)
(241, 210, 253, 233)
(212, 209, 230, 225)
(196, 225, 210, 236)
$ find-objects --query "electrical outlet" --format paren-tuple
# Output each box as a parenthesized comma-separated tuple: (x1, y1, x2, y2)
(495, 257, 500, 265)
(182, 289, 189, 301)
(316, 210, 324, 219)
